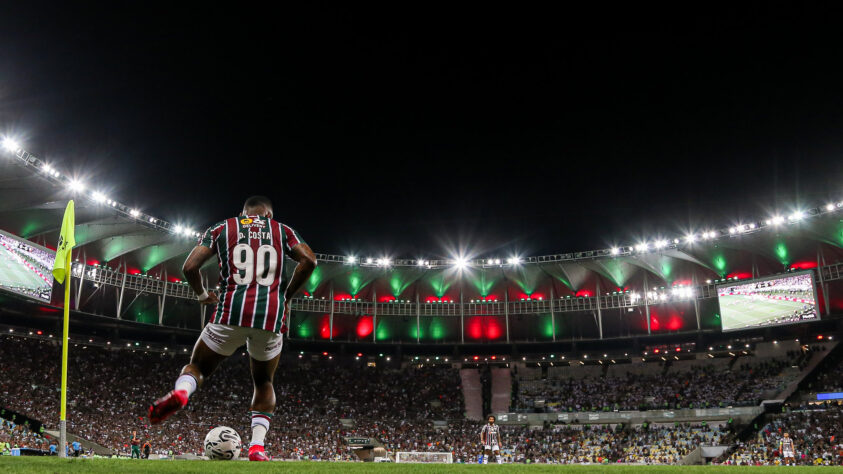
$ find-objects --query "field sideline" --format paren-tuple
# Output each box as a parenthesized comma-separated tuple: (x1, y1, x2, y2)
(0, 458, 838, 473)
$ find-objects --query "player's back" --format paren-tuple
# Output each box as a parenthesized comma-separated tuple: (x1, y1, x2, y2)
(199, 214, 305, 333)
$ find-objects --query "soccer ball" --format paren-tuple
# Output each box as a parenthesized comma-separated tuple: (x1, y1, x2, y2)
(204, 426, 241, 460)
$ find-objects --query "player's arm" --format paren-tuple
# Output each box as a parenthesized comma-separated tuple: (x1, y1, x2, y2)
(182, 246, 219, 305)
(284, 243, 317, 306)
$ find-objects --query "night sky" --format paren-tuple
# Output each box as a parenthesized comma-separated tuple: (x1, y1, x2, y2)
(1, 2, 842, 259)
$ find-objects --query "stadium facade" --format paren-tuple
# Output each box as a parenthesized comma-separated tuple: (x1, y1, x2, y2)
(1, 145, 842, 352)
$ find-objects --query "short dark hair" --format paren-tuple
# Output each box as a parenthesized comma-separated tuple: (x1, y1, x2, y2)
(487, 415, 496, 421)
(243, 196, 273, 213)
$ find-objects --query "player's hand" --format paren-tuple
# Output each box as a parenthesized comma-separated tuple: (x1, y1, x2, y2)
(284, 300, 291, 318)
(199, 291, 219, 305)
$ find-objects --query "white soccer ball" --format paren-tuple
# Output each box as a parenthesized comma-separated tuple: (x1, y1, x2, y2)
(204, 426, 241, 460)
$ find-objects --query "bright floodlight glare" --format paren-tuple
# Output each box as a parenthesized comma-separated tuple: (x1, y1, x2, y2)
(416, 259, 425, 266)
(2, 138, 19, 152)
(174, 225, 183, 234)
(772, 215, 785, 225)
(365, 257, 373, 264)
(610, 247, 619, 255)
(494, 258, 501, 265)
(655, 240, 667, 249)
(507, 256, 520, 265)
(826, 203, 835, 211)
(685, 233, 696, 243)
(68, 180, 85, 193)
(636, 243, 648, 252)
(790, 211, 804, 221)
(453, 257, 467, 269)
(347, 255, 356, 264)
(91, 191, 107, 203)
(129, 209, 140, 217)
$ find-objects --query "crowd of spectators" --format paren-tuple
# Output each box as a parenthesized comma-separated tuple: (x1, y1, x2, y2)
(514, 358, 795, 413)
(0, 416, 51, 454)
(0, 335, 463, 459)
(716, 405, 843, 466)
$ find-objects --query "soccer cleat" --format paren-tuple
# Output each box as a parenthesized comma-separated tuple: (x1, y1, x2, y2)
(148, 389, 188, 425)
(248, 445, 271, 461)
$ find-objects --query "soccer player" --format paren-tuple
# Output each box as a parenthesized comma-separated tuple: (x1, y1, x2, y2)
(148, 196, 316, 462)
(480, 415, 503, 464)
(780, 432, 795, 466)
(142, 440, 151, 459)
(130, 431, 140, 459)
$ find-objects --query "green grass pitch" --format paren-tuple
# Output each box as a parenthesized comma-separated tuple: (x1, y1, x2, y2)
(719, 294, 807, 330)
(0, 458, 838, 473)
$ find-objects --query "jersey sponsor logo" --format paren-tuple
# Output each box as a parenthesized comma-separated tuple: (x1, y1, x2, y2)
(240, 217, 266, 228)
(240, 218, 253, 225)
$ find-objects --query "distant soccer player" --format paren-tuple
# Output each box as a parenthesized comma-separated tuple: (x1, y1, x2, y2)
(148, 196, 317, 462)
(780, 432, 795, 466)
(130, 431, 140, 459)
(480, 415, 503, 464)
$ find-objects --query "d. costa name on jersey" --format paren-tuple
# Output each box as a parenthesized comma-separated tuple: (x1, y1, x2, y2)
(239, 231, 272, 240)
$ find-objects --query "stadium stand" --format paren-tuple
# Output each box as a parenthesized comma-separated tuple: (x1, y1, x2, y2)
(715, 405, 843, 465)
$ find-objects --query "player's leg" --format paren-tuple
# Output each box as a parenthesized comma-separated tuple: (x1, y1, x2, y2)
(484, 448, 491, 464)
(245, 329, 283, 461)
(494, 449, 502, 464)
(149, 324, 235, 424)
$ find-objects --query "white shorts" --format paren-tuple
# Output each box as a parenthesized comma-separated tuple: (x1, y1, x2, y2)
(783, 450, 794, 458)
(484, 445, 500, 452)
(200, 323, 283, 361)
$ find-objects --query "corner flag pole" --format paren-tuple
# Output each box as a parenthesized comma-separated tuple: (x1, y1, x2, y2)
(52, 200, 76, 458)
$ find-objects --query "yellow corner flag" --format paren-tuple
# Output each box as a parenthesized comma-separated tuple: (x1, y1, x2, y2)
(52, 200, 75, 458)
(52, 200, 76, 284)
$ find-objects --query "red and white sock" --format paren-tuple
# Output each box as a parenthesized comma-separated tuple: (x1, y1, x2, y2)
(250, 411, 272, 447)
(174, 374, 197, 398)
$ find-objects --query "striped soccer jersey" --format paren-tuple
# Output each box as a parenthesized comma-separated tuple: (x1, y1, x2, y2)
(199, 215, 305, 334)
(781, 437, 794, 453)
(481, 424, 501, 446)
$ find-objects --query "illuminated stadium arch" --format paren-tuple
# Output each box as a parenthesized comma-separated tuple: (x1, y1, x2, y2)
(1, 141, 842, 344)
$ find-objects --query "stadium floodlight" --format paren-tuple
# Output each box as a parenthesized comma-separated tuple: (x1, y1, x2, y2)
(416, 259, 425, 266)
(148, 217, 156, 224)
(685, 233, 696, 243)
(728, 227, 736, 234)
(453, 256, 467, 270)
(68, 179, 85, 193)
(347, 255, 356, 264)
(129, 209, 140, 217)
(790, 211, 804, 221)
(91, 191, 107, 203)
(610, 247, 619, 255)
(826, 203, 835, 211)
(494, 258, 501, 265)
(2, 137, 19, 152)
(174, 225, 183, 234)
(749, 223, 756, 229)
(365, 257, 373, 264)
(771, 215, 784, 225)
(635, 243, 648, 252)
(654, 240, 667, 249)
(507, 256, 521, 265)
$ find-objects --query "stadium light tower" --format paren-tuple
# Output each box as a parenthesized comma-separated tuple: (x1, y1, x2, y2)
(347, 255, 356, 264)
(507, 256, 521, 265)
(610, 247, 619, 255)
(453, 256, 467, 270)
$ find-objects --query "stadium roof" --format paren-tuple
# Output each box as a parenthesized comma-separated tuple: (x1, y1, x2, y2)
(1, 145, 842, 293)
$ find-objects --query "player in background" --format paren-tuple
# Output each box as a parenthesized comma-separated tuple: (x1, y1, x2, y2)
(480, 415, 503, 464)
(142, 440, 151, 459)
(130, 431, 140, 459)
(148, 196, 317, 462)
(780, 432, 796, 466)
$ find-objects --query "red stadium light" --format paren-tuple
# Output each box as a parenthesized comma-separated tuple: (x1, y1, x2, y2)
(675, 347, 681, 352)
(322, 352, 328, 356)
(654, 348, 660, 354)
(36, 330, 42, 335)
(473, 356, 479, 360)
(817, 335, 823, 340)
(357, 352, 363, 357)
(491, 355, 496, 360)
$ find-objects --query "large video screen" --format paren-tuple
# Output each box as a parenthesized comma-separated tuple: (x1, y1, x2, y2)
(717, 271, 818, 332)
(0, 231, 54, 302)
